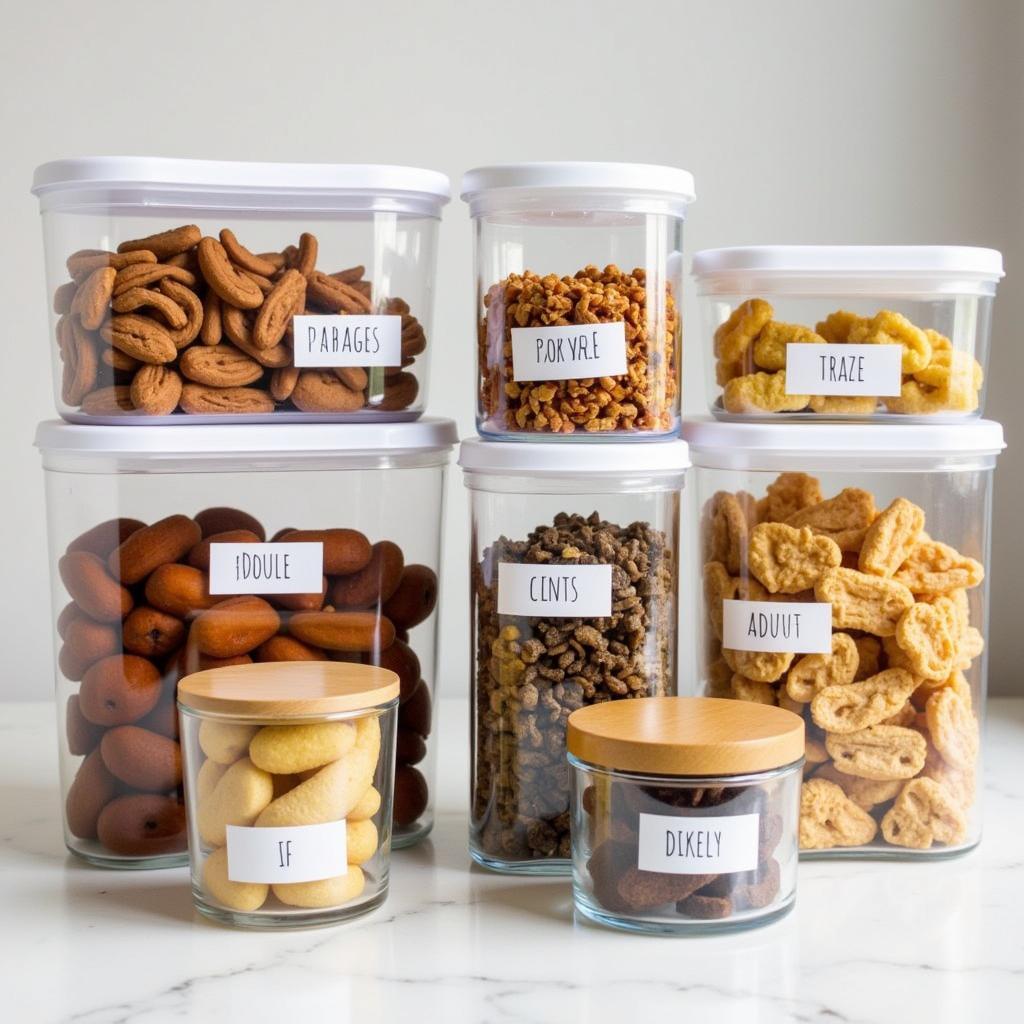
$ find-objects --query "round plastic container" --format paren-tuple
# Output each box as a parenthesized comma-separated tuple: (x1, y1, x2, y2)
(178, 661, 398, 929)
(683, 418, 1005, 858)
(568, 696, 803, 934)
(459, 438, 689, 872)
(461, 163, 695, 440)
(31, 157, 450, 424)
(37, 418, 455, 867)
(692, 246, 1004, 420)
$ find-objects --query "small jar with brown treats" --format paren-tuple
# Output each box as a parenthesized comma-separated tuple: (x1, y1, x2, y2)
(568, 697, 804, 934)
(684, 418, 1006, 859)
(178, 662, 398, 929)
(31, 158, 449, 423)
(461, 163, 694, 440)
(460, 438, 689, 873)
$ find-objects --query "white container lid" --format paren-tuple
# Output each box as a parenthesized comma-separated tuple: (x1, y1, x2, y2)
(459, 437, 690, 478)
(31, 157, 451, 216)
(460, 162, 695, 217)
(36, 418, 458, 472)
(692, 245, 1004, 297)
(682, 418, 1005, 472)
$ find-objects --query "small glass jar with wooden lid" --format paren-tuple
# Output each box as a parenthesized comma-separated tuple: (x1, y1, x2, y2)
(567, 696, 804, 934)
(178, 661, 399, 929)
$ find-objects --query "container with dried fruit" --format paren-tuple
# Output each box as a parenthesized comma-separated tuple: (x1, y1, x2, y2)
(693, 246, 1003, 420)
(37, 418, 454, 866)
(31, 158, 449, 423)
(568, 697, 803, 933)
(461, 163, 695, 439)
(178, 661, 398, 928)
(683, 418, 1005, 857)
(459, 438, 689, 872)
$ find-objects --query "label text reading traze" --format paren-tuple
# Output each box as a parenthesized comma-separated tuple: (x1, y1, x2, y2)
(510, 322, 628, 382)
(292, 314, 401, 368)
(722, 599, 832, 654)
(784, 343, 902, 397)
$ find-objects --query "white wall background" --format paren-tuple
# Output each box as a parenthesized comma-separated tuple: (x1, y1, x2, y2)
(1, 0, 1021, 699)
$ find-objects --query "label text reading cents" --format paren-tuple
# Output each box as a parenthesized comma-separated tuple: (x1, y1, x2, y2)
(722, 599, 833, 654)
(785, 343, 902, 397)
(497, 563, 613, 618)
(209, 542, 325, 595)
(510, 322, 628, 382)
(637, 812, 760, 874)
(292, 314, 402, 368)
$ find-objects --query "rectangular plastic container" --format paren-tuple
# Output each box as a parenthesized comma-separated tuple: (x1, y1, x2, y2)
(31, 158, 450, 423)
(462, 162, 695, 440)
(36, 418, 455, 867)
(683, 418, 1004, 858)
(693, 246, 1003, 420)
(459, 438, 689, 872)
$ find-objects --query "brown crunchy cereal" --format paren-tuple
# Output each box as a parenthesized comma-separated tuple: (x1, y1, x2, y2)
(784, 632, 859, 703)
(859, 498, 926, 577)
(756, 472, 823, 523)
(799, 778, 878, 850)
(880, 778, 968, 850)
(810, 668, 918, 734)
(786, 488, 877, 552)
(924, 689, 978, 769)
(748, 523, 841, 594)
(825, 724, 927, 781)
(895, 602, 956, 681)
(815, 567, 914, 636)
(723, 371, 810, 414)
(894, 540, 984, 597)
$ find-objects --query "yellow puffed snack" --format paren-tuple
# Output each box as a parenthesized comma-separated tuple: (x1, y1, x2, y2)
(347, 819, 379, 866)
(249, 721, 357, 774)
(202, 847, 268, 912)
(348, 785, 382, 822)
(255, 716, 381, 828)
(849, 310, 932, 374)
(198, 757, 275, 846)
(196, 758, 227, 802)
(273, 865, 365, 909)
(723, 371, 810, 414)
(198, 720, 258, 765)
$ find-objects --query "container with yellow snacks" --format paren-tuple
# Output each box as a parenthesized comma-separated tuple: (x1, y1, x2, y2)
(178, 661, 398, 928)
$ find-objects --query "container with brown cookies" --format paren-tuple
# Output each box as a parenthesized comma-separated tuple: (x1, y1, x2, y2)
(178, 661, 398, 929)
(36, 418, 455, 867)
(568, 696, 804, 933)
(31, 158, 449, 423)
(683, 418, 1005, 857)
(459, 438, 689, 872)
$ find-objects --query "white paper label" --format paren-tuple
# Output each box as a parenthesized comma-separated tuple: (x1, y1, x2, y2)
(292, 314, 402, 368)
(722, 599, 833, 654)
(208, 542, 324, 595)
(785, 343, 902, 396)
(637, 812, 760, 875)
(497, 562, 612, 617)
(510, 322, 627, 381)
(226, 821, 347, 884)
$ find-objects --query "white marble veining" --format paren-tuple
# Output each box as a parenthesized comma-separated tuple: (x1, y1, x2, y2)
(2, 698, 1023, 1024)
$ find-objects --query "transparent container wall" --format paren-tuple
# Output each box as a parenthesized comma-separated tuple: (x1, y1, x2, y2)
(468, 478, 681, 872)
(180, 703, 396, 928)
(474, 210, 685, 439)
(692, 464, 992, 857)
(570, 759, 800, 933)
(44, 458, 445, 866)
(702, 293, 992, 420)
(41, 208, 439, 423)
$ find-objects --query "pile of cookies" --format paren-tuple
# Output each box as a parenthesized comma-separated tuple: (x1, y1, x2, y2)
(702, 472, 983, 852)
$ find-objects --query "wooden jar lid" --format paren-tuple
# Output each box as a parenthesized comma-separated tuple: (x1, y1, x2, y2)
(567, 697, 805, 776)
(178, 661, 400, 718)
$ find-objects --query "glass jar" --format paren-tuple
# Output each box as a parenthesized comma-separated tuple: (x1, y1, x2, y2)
(692, 246, 1003, 420)
(37, 418, 454, 867)
(568, 696, 804, 933)
(461, 162, 695, 440)
(31, 158, 449, 423)
(459, 438, 689, 872)
(683, 418, 1005, 857)
(178, 661, 398, 928)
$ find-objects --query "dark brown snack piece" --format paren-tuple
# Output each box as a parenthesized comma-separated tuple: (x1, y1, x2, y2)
(118, 225, 201, 261)
(393, 764, 429, 826)
(66, 748, 119, 840)
(194, 507, 266, 541)
(96, 794, 187, 857)
(677, 893, 733, 919)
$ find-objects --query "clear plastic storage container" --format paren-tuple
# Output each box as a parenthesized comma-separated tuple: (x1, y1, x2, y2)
(179, 661, 398, 929)
(683, 418, 1005, 857)
(459, 438, 689, 872)
(692, 246, 1003, 420)
(568, 696, 803, 934)
(37, 418, 455, 867)
(31, 158, 450, 423)
(461, 163, 695, 440)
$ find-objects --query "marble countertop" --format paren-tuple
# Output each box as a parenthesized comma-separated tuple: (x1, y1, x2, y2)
(3, 698, 1023, 1024)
